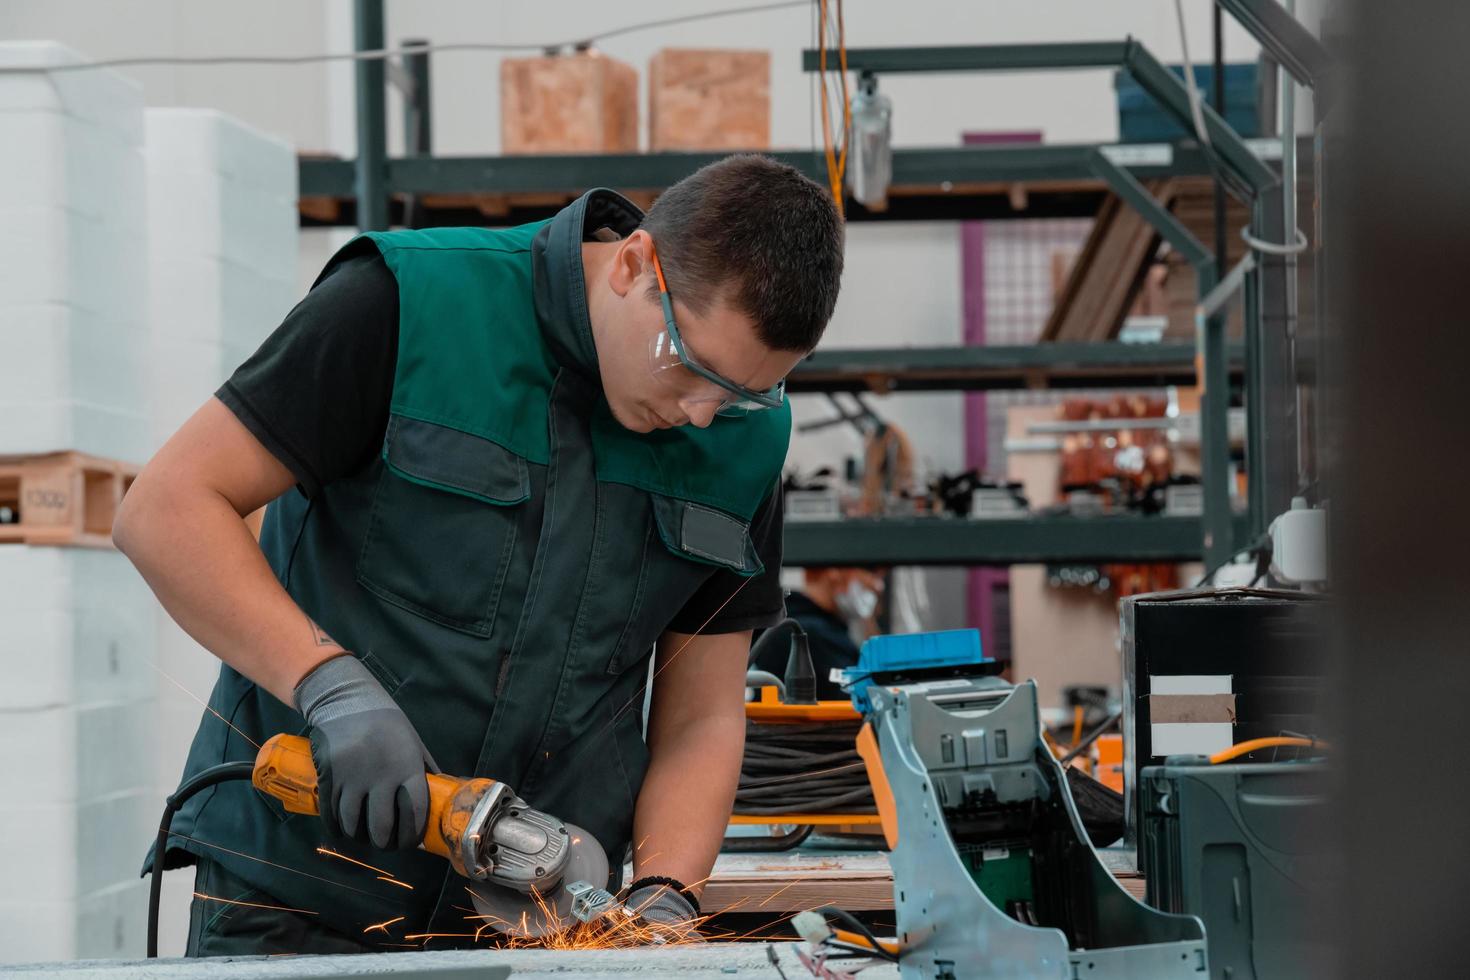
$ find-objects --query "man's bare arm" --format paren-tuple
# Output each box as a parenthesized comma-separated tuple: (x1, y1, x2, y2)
(113, 396, 347, 706)
(631, 629, 751, 898)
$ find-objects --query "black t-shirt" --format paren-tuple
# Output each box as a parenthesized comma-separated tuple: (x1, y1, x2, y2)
(217, 250, 784, 635)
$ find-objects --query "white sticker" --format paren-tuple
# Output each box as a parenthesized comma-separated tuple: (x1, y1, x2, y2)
(1151, 722, 1234, 756)
(1150, 674, 1232, 695)
(1100, 143, 1174, 167)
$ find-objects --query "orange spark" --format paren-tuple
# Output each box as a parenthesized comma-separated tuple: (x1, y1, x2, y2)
(152, 662, 262, 749)
(377, 876, 414, 890)
(193, 891, 317, 915)
(758, 875, 813, 908)
(315, 847, 393, 877)
(636, 834, 654, 851)
(166, 831, 385, 900)
(363, 915, 405, 935)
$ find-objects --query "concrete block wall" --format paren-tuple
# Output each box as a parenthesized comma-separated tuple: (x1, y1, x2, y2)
(0, 42, 150, 465)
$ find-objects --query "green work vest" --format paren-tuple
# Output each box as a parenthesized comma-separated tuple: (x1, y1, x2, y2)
(151, 190, 790, 941)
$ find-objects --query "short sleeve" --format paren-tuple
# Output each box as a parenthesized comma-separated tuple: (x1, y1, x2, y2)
(666, 484, 785, 635)
(215, 246, 398, 498)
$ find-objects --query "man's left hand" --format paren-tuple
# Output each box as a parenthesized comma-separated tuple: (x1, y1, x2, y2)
(625, 882, 700, 943)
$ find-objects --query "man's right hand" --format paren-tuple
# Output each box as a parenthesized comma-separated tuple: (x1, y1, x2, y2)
(294, 654, 439, 851)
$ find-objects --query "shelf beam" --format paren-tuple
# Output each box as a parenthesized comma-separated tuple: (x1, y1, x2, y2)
(787, 342, 1244, 394)
(783, 515, 1251, 567)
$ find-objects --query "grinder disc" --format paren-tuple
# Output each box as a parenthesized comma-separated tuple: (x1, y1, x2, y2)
(469, 823, 610, 939)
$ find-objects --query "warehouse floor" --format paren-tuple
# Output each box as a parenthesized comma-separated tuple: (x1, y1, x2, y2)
(10, 944, 899, 979)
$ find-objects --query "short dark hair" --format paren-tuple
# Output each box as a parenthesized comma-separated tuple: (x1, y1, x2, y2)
(640, 155, 844, 352)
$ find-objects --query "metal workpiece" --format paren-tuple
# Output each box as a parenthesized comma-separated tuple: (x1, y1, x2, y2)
(8, 945, 869, 979)
(866, 678, 1206, 979)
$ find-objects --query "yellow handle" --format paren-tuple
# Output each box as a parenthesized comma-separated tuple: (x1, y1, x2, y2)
(252, 733, 498, 875)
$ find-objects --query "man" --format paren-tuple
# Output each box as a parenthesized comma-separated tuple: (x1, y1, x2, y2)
(114, 155, 844, 954)
(753, 567, 884, 699)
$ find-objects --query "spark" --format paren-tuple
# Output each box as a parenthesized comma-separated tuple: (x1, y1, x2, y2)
(574, 577, 753, 761)
(378, 876, 414, 890)
(636, 834, 654, 851)
(151, 661, 261, 749)
(315, 847, 392, 877)
(362, 915, 405, 935)
(403, 932, 481, 942)
(193, 891, 317, 915)
(165, 831, 386, 900)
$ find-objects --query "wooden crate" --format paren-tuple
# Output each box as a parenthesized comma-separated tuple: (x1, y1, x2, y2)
(500, 51, 638, 154)
(0, 452, 139, 549)
(649, 48, 770, 151)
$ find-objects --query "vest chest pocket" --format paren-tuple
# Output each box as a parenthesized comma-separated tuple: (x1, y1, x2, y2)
(356, 415, 530, 637)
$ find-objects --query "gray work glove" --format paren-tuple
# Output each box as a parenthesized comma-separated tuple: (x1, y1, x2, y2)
(294, 654, 439, 851)
(626, 882, 700, 943)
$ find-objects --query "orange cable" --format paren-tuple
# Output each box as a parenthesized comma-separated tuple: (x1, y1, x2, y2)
(1209, 736, 1328, 765)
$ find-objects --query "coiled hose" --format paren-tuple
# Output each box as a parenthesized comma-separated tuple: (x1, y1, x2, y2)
(734, 720, 875, 816)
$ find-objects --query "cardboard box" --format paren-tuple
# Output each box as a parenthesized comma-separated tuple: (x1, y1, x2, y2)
(500, 51, 638, 154)
(649, 48, 770, 151)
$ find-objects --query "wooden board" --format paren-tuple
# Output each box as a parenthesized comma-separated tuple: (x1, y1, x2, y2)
(703, 848, 1150, 913)
(0, 451, 139, 549)
(1041, 180, 1178, 343)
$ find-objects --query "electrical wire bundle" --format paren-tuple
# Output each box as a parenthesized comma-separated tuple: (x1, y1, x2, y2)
(735, 720, 875, 817)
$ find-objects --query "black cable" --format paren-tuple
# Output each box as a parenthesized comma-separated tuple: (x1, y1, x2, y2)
(147, 761, 256, 958)
(1193, 532, 1271, 588)
(721, 824, 816, 853)
(815, 905, 900, 963)
(1060, 710, 1122, 765)
(747, 617, 806, 667)
(734, 721, 876, 818)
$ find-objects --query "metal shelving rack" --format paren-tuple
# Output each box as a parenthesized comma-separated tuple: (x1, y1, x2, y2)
(318, 2, 1326, 571)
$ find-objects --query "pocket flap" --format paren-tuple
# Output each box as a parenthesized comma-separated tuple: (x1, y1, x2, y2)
(382, 415, 530, 505)
(650, 494, 763, 576)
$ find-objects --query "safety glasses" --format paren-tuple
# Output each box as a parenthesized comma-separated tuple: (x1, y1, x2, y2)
(648, 243, 786, 416)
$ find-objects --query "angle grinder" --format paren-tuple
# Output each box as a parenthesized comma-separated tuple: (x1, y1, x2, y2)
(253, 733, 612, 938)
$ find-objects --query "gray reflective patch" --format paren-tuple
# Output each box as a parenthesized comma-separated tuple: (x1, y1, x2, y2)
(680, 504, 748, 567)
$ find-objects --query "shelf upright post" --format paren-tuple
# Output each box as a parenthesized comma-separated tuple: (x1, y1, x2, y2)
(353, 0, 389, 231)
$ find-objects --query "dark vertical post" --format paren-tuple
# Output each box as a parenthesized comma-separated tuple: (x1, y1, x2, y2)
(401, 37, 432, 229)
(1334, 3, 1470, 975)
(1200, 5, 1233, 568)
(353, 0, 388, 231)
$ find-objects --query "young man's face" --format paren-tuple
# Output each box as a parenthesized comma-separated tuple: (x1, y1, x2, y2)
(589, 231, 804, 433)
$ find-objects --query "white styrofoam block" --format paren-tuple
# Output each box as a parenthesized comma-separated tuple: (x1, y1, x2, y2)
(0, 896, 76, 963)
(0, 112, 144, 225)
(149, 335, 226, 447)
(156, 612, 222, 697)
(0, 550, 157, 711)
(77, 791, 154, 897)
(77, 878, 150, 960)
(0, 42, 144, 145)
(146, 107, 296, 195)
(0, 399, 150, 462)
(0, 701, 154, 805)
(0, 791, 152, 904)
(0, 207, 147, 320)
(150, 254, 296, 348)
(0, 305, 150, 420)
(148, 168, 298, 276)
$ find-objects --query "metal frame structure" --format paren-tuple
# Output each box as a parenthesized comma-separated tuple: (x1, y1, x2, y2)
(805, 36, 1287, 567)
(334, 6, 1327, 572)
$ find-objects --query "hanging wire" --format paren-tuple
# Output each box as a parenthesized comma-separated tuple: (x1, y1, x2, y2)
(0, 0, 810, 73)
